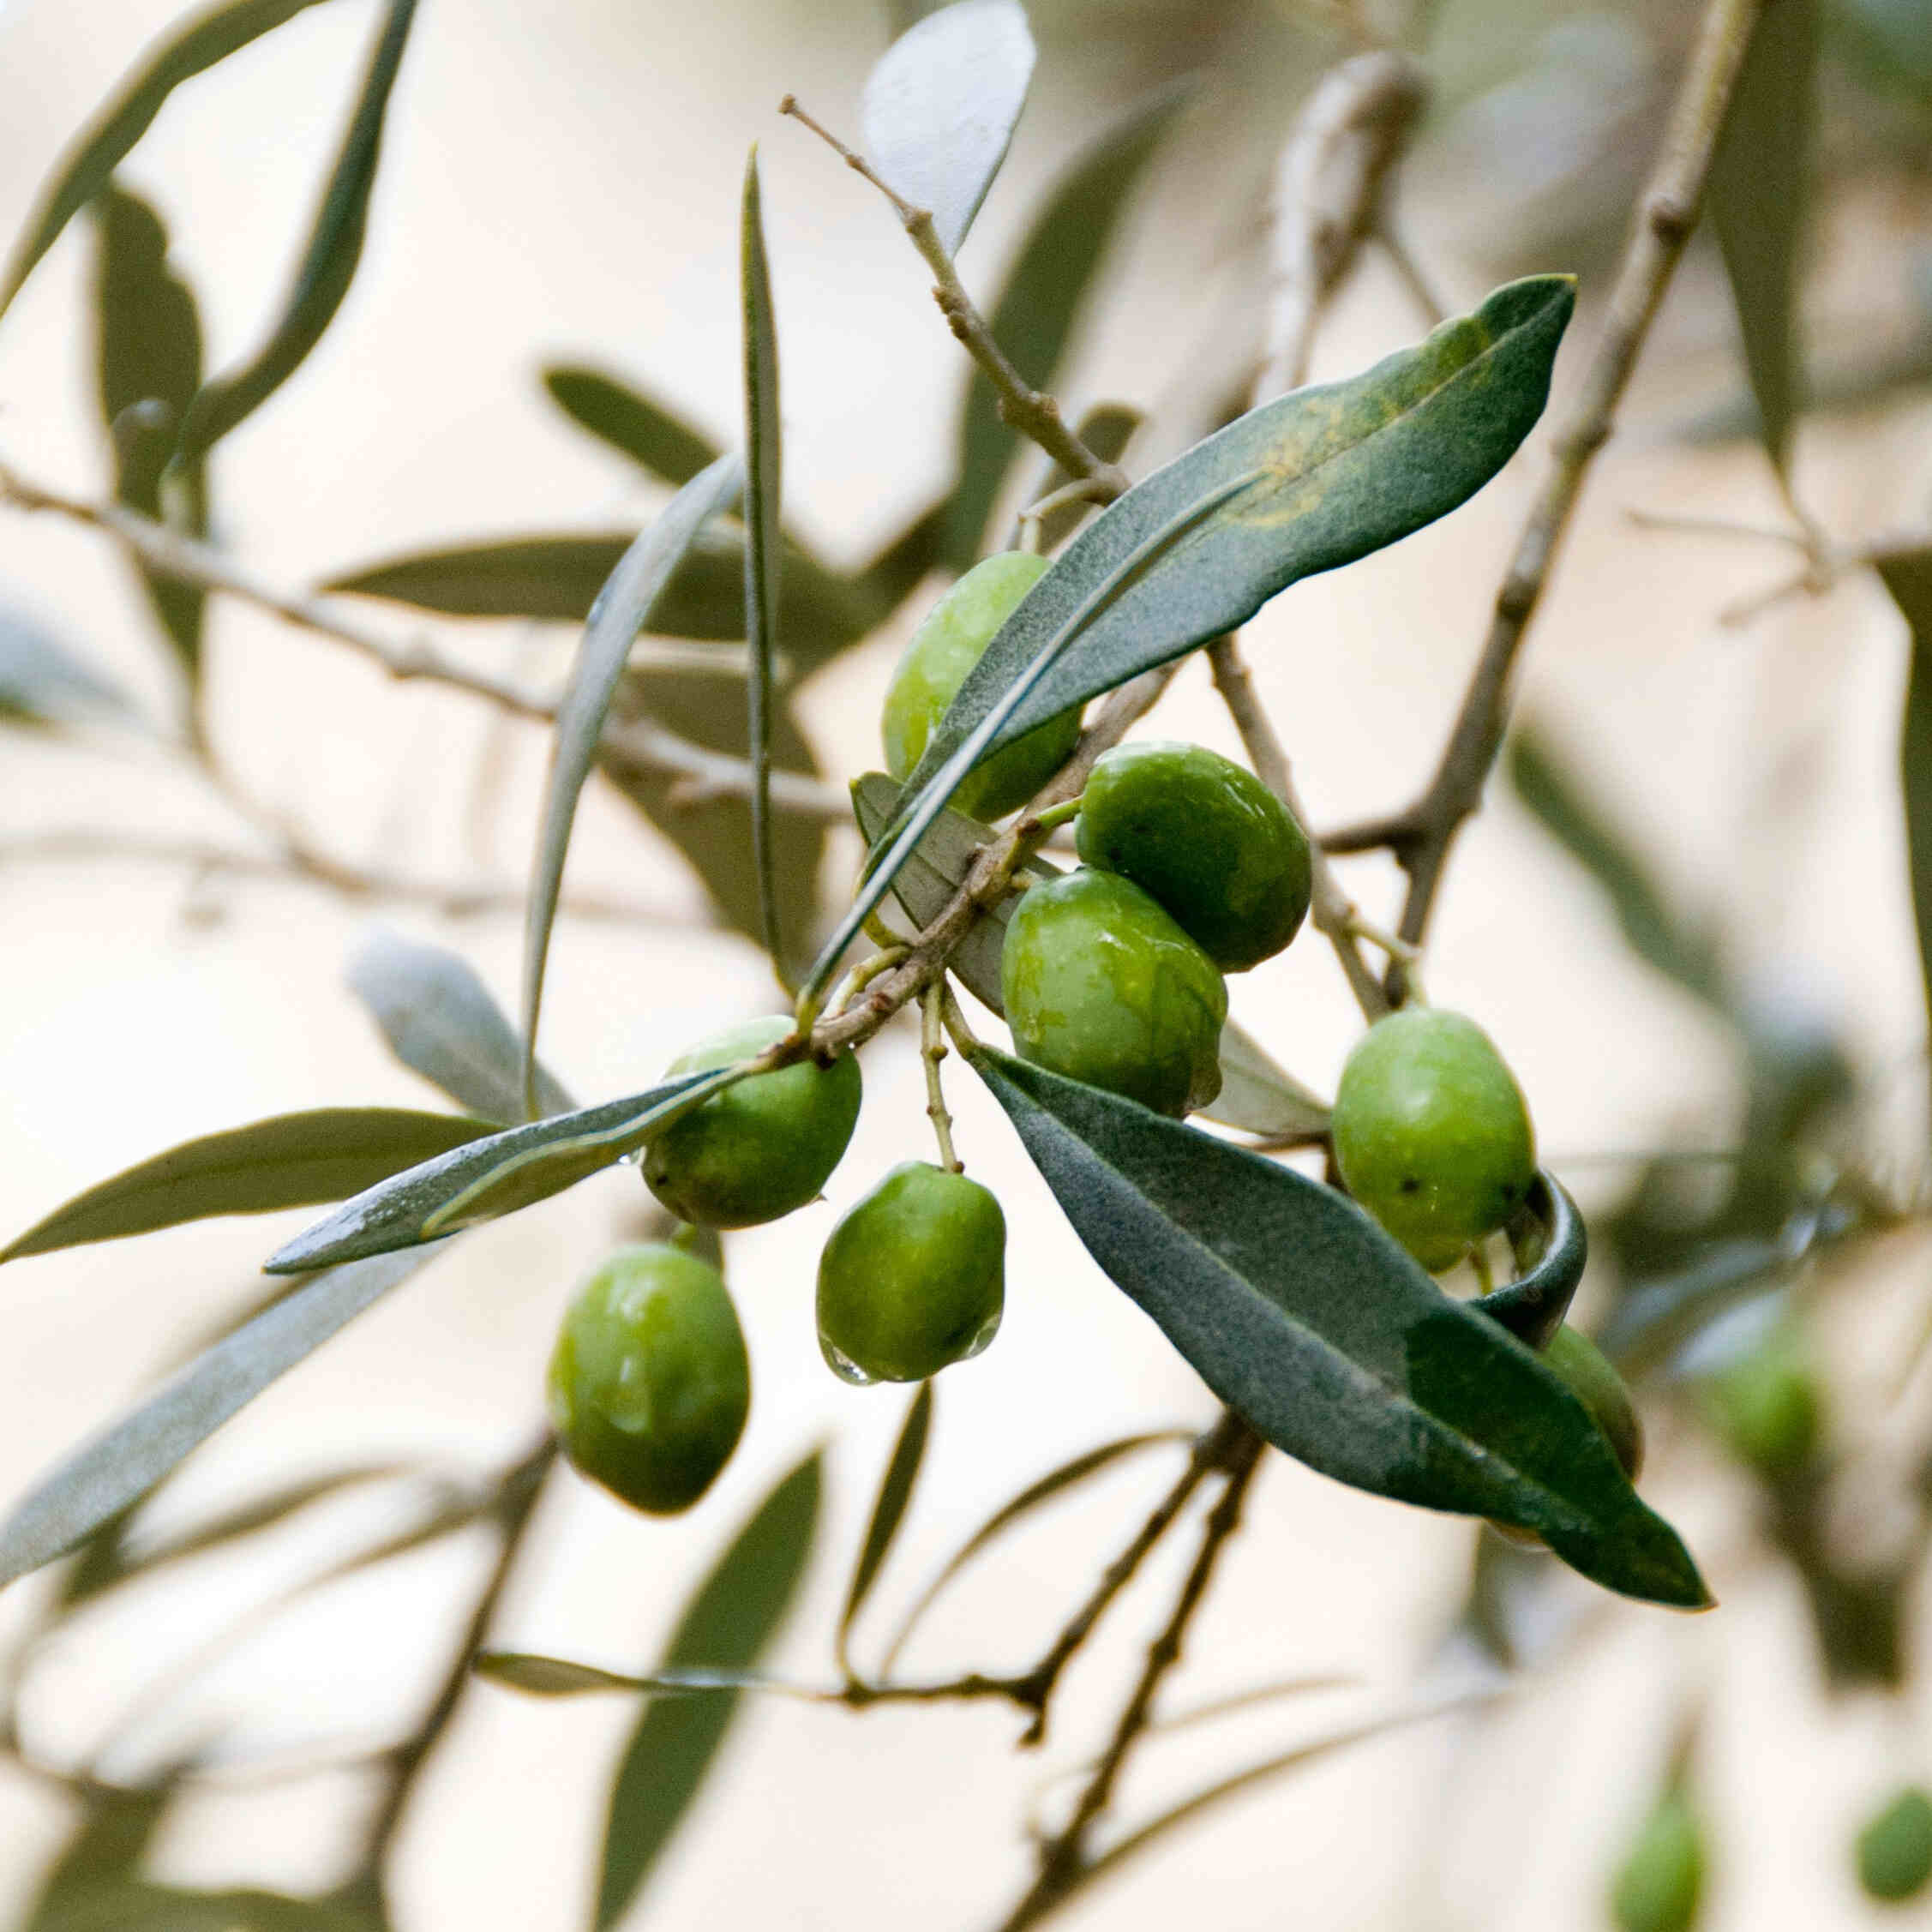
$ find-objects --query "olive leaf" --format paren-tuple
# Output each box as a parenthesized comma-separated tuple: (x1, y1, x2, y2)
(741, 151, 785, 979)
(523, 455, 745, 1113)
(172, 0, 420, 461)
(0, 0, 340, 322)
(595, 1452, 821, 1930)
(261, 1070, 742, 1273)
(944, 86, 1187, 568)
(347, 927, 575, 1123)
(860, 0, 1035, 257)
(813, 276, 1576, 1005)
(0, 1109, 497, 1263)
(476, 1655, 791, 1700)
(1708, 0, 1816, 478)
(968, 1047, 1709, 1608)
(541, 364, 722, 487)
(1879, 549, 1932, 1060)
(0, 606, 136, 730)
(0, 1247, 437, 1591)
(1470, 1173, 1588, 1351)
(839, 1380, 933, 1672)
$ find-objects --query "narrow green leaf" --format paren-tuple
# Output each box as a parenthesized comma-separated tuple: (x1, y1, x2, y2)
(1, 1109, 496, 1263)
(861, 0, 1035, 257)
(819, 276, 1576, 1005)
(172, 0, 419, 461)
(261, 1071, 741, 1273)
(944, 85, 1186, 567)
(596, 1452, 821, 1930)
(1507, 727, 1729, 1011)
(968, 1047, 1709, 1608)
(1024, 399, 1143, 550)
(1470, 1173, 1588, 1351)
(0, 0, 339, 322)
(0, 607, 135, 729)
(523, 456, 744, 1110)
(741, 151, 784, 979)
(347, 927, 574, 1124)
(476, 1654, 792, 1699)
(1880, 550, 1932, 1061)
(879, 1428, 1187, 1673)
(1708, 0, 1817, 477)
(0, 1248, 435, 1590)
(542, 365, 721, 486)
(839, 1381, 932, 1669)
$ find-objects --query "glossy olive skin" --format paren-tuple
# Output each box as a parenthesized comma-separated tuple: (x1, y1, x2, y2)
(1544, 1325, 1644, 1481)
(881, 551, 1080, 821)
(817, 1162, 1006, 1383)
(643, 1016, 862, 1229)
(548, 1244, 750, 1515)
(1075, 741, 1312, 971)
(1611, 1791, 1705, 1932)
(1701, 1329, 1821, 1477)
(1001, 869, 1227, 1117)
(1857, 1785, 1932, 1902)
(1331, 1008, 1535, 1272)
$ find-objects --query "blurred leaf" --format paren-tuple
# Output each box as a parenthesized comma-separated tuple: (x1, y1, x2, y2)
(1471, 1174, 1588, 1350)
(0, 1248, 437, 1590)
(524, 456, 745, 1108)
(88, 183, 207, 681)
(24, 1783, 172, 1932)
(262, 1070, 738, 1272)
(173, 0, 419, 460)
(1675, 331, 1932, 443)
(1599, 1239, 1787, 1378)
(852, 499, 949, 616)
(880, 1428, 1187, 1672)
(861, 0, 1035, 257)
(347, 927, 574, 1123)
(596, 1451, 821, 1930)
(1507, 727, 1729, 1011)
(0, 0, 339, 321)
(476, 1654, 791, 1698)
(1205, 1023, 1331, 1141)
(969, 1047, 1709, 1607)
(1708, 0, 1816, 477)
(541, 364, 721, 486)
(28, 1881, 376, 1932)
(944, 85, 1185, 568)
(1, 1109, 496, 1263)
(1880, 550, 1932, 1053)
(1829, 0, 1932, 102)
(0, 607, 136, 729)
(839, 1381, 932, 1671)
(1025, 399, 1143, 551)
(741, 152, 785, 978)
(823, 277, 1576, 1001)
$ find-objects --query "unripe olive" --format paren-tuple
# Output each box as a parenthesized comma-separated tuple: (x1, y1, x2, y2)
(1701, 1329, 1821, 1478)
(881, 551, 1081, 821)
(1330, 1008, 1536, 1273)
(817, 1162, 1005, 1384)
(1857, 1785, 1932, 1902)
(1001, 869, 1227, 1117)
(1074, 741, 1312, 971)
(547, 1244, 750, 1515)
(1611, 1790, 1706, 1932)
(643, 1016, 862, 1229)
(1544, 1325, 1644, 1481)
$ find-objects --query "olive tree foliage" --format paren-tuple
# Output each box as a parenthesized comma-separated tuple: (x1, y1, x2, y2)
(0, 0, 1929, 1924)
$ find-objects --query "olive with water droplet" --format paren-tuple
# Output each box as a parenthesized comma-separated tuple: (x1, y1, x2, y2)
(547, 1243, 749, 1515)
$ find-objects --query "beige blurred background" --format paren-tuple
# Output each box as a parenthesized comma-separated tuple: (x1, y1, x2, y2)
(0, 0, 1929, 1926)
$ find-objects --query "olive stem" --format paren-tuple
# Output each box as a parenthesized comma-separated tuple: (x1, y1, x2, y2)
(827, 944, 912, 1021)
(921, 982, 963, 1174)
(1018, 478, 1117, 554)
(1025, 796, 1084, 837)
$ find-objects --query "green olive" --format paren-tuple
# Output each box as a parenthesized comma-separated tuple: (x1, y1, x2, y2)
(816, 1162, 1005, 1383)
(1857, 1785, 1932, 1903)
(547, 1244, 750, 1515)
(1611, 1789, 1706, 1932)
(1330, 1008, 1536, 1272)
(1074, 741, 1312, 971)
(1001, 868, 1227, 1117)
(881, 551, 1081, 821)
(643, 1016, 862, 1229)
(1543, 1325, 1644, 1481)
(1701, 1328, 1821, 1477)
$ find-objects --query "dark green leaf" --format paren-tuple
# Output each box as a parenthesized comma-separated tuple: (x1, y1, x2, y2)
(541, 364, 721, 486)
(262, 1071, 740, 1272)
(1, 1109, 496, 1263)
(823, 276, 1577, 1003)
(1507, 726, 1729, 1010)
(524, 457, 744, 1108)
(476, 1654, 791, 1699)
(944, 86, 1186, 568)
(0, 0, 339, 322)
(1881, 550, 1932, 1060)
(839, 1381, 932, 1670)
(1471, 1173, 1587, 1350)
(0, 607, 136, 729)
(596, 1452, 821, 1930)
(173, 0, 418, 461)
(861, 0, 1035, 256)
(0, 1248, 436, 1589)
(347, 927, 574, 1123)
(968, 1047, 1709, 1607)
(1708, 0, 1816, 477)
(741, 151, 784, 977)
(1024, 399, 1143, 551)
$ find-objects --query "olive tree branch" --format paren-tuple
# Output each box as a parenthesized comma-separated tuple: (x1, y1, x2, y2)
(777, 97, 1128, 501)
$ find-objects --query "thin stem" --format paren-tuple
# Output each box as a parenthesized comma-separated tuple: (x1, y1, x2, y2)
(921, 982, 962, 1173)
